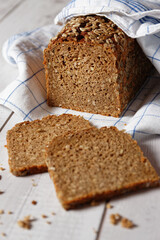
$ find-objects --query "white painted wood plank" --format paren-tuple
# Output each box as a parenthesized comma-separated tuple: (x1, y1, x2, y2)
(99, 134, 160, 240)
(0, 0, 24, 22)
(0, 106, 13, 129)
(99, 188, 160, 240)
(0, 0, 69, 47)
(0, 0, 69, 93)
(0, 112, 105, 240)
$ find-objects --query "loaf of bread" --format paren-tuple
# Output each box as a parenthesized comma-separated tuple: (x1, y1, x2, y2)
(6, 114, 91, 176)
(44, 15, 152, 117)
(46, 127, 159, 210)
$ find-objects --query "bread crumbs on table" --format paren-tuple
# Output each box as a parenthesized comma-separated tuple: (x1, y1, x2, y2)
(0, 210, 4, 214)
(0, 191, 4, 195)
(31, 200, 37, 205)
(106, 203, 113, 209)
(121, 217, 134, 229)
(46, 221, 51, 224)
(8, 211, 13, 214)
(17, 215, 36, 230)
(0, 167, 5, 171)
(110, 213, 121, 225)
(41, 214, 48, 218)
(32, 183, 37, 187)
(1, 232, 6, 237)
(51, 212, 56, 216)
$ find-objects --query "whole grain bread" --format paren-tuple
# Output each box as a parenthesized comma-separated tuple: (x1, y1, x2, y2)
(6, 114, 91, 176)
(46, 127, 159, 210)
(44, 15, 152, 117)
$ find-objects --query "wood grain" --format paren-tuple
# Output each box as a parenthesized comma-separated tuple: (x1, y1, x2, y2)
(0, 0, 69, 94)
(0, 0, 24, 22)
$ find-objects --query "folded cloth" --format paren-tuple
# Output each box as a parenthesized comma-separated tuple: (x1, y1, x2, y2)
(0, 0, 160, 139)
(55, 0, 160, 73)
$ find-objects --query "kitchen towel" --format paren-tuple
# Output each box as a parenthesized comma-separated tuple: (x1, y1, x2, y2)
(0, 0, 160, 139)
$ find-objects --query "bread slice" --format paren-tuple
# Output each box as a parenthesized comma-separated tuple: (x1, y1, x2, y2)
(6, 114, 91, 176)
(46, 127, 159, 210)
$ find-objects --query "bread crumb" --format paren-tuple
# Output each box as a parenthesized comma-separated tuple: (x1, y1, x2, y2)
(121, 217, 134, 228)
(17, 215, 35, 230)
(0, 175, 2, 180)
(0, 191, 4, 195)
(110, 213, 135, 229)
(110, 213, 121, 225)
(106, 203, 113, 209)
(0, 210, 4, 214)
(51, 212, 56, 215)
(8, 211, 13, 215)
(31, 200, 37, 205)
(41, 214, 48, 218)
(46, 221, 51, 224)
(0, 167, 5, 171)
(1, 232, 6, 237)
(31, 179, 37, 186)
(32, 183, 37, 187)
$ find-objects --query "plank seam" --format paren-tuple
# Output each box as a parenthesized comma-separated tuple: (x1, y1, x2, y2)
(0, 111, 14, 132)
(95, 203, 107, 240)
(0, 0, 27, 23)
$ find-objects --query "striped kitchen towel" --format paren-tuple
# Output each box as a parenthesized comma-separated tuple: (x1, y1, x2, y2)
(0, 0, 160, 139)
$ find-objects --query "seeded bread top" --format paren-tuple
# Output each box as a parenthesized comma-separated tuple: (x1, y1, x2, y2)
(50, 15, 129, 50)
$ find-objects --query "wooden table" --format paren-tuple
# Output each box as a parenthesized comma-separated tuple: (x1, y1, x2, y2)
(0, 1, 160, 239)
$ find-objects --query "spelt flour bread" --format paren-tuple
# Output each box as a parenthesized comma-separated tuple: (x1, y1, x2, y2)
(46, 127, 159, 210)
(6, 114, 91, 176)
(44, 15, 152, 117)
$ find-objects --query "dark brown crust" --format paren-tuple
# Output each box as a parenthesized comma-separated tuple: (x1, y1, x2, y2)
(60, 180, 160, 210)
(48, 163, 159, 210)
(9, 164, 48, 176)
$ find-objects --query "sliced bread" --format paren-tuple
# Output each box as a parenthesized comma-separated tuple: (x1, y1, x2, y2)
(46, 127, 159, 210)
(6, 114, 91, 176)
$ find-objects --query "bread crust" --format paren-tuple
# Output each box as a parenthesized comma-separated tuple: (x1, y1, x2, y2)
(54, 177, 159, 210)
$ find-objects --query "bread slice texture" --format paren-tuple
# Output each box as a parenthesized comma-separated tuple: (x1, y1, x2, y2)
(46, 127, 159, 210)
(44, 15, 152, 117)
(6, 114, 91, 176)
